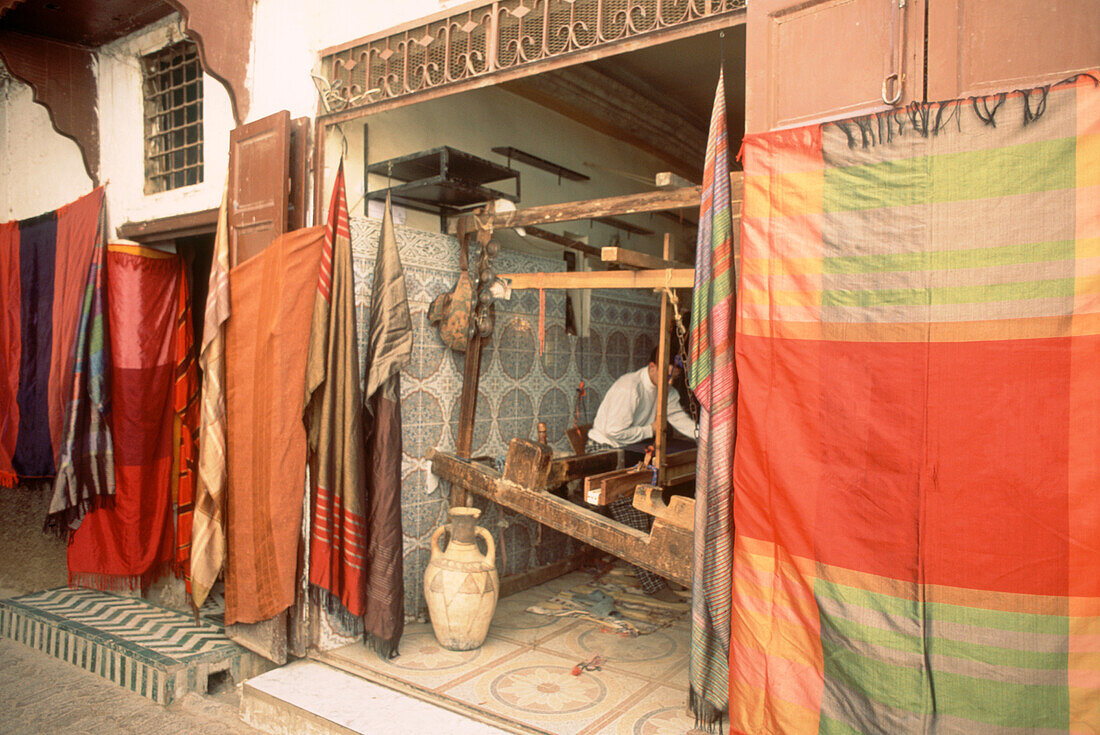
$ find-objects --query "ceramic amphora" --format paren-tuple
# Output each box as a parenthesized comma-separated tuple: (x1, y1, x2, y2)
(424, 507, 499, 650)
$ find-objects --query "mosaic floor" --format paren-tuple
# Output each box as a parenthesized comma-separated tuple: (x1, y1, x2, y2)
(319, 571, 706, 735)
(0, 587, 260, 705)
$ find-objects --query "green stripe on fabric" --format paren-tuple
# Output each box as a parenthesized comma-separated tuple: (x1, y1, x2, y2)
(823, 612, 1069, 671)
(823, 138, 1076, 212)
(821, 638, 926, 713)
(819, 714, 867, 735)
(815, 578, 1069, 635)
(821, 277, 1075, 308)
(823, 240, 1076, 274)
(822, 640, 1070, 729)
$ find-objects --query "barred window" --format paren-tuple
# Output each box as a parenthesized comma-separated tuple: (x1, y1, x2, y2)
(142, 40, 203, 194)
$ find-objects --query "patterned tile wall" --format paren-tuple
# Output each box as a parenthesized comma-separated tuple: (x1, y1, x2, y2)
(350, 218, 660, 616)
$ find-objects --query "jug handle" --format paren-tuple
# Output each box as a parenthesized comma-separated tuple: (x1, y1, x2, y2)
(475, 526, 496, 563)
(430, 524, 450, 560)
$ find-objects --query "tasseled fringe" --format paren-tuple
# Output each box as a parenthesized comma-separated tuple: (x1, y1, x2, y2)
(312, 585, 364, 637)
(43, 494, 115, 538)
(367, 632, 400, 660)
(0, 471, 16, 488)
(688, 686, 727, 735)
(69, 561, 174, 595)
(69, 571, 143, 594)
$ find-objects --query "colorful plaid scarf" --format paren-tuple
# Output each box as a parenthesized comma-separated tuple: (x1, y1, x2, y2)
(731, 74, 1100, 734)
(47, 207, 113, 532)
(687, 67, 737, 732)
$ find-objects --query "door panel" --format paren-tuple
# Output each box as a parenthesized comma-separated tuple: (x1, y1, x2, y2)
(746, 0, 925, 133)
(928, 0, 1100, 100)
(228, 110, 290, 267)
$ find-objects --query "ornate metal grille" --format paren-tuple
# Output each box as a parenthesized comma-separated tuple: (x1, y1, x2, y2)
(142, 40, 204, 193)
(318, 0, 744, 114)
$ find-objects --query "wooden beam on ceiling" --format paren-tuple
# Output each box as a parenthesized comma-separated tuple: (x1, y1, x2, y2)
(501, 268, 694, 290)
(502, 65, 706, 182)
(524, 226, 602, 259)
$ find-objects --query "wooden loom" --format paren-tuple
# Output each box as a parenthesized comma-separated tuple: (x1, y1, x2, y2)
(430, 175, 742, 585)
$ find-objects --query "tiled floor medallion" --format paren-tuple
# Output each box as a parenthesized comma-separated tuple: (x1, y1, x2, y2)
(488, 665, 608, 714)
(387, 631, 482, 671)
(576, 627, 679, 663)
(633, 705, 693, 735)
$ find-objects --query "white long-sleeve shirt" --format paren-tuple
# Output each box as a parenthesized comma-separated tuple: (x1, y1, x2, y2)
(588, 366, 696, 447)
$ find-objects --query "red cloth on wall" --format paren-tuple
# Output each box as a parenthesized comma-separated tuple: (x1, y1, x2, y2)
(68, 245, 183, 591)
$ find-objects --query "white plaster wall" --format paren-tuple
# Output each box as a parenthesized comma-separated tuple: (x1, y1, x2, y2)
(246, 0, 481, 122)
(97, 14, 234, 234)
(0, 71, 94, 221)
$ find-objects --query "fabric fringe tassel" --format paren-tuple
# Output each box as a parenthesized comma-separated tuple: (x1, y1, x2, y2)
(312, 585, 363, 637)
(43, 494, 115, 538)
(366, 632, 400, 660)
(688, 686, 727, 735)
(69, 571, 142, 594)
(69, 560, 174, 595)
(0, 472, 16, 488)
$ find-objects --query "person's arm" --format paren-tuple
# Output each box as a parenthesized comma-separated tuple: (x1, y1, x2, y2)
(667, 390, 697, 440)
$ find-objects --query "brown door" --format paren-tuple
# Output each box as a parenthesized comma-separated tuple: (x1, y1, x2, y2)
(927, 0, 1100, 99)
(227, 110, 291, 267)
(745, 0, 926, 133)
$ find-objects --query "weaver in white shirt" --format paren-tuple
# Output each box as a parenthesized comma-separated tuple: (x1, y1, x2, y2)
(588, 359, 696, 447)
(585, 348, 696, 600)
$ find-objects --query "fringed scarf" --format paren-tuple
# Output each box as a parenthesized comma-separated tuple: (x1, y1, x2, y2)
(688, 67, 737, 733)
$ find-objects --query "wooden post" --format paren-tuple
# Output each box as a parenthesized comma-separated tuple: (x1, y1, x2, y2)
(653, 235, 673, 483)
(452, 230, 483, 507)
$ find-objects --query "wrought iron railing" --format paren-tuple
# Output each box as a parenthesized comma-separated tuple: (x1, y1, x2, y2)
(316, 0, 744, 113)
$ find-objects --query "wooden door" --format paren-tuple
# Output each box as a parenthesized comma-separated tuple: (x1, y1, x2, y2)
(227, 110, 290, 267)
(745, 0, 926, 134)
(927, 0, 1100, 99)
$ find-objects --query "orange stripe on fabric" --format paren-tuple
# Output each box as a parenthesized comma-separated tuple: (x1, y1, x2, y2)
(730, 637, 823, 713)
(730, 679, 821, 735)
(107, 243, 175, 259)
(739, 312, 1100, 341)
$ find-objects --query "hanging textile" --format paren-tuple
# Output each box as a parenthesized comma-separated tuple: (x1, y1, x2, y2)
(172, 267, 200, 596)
(0, 188, 105, 486)
(687, 67, 737, 732)
(731, 74, 1100, 734)
(47, 219, 114, 532)
(191, 189, 231, 610)
(305, 162, 371, 629)
(67, 244, 184, 592)
(224, 227, 323, 625)
(360, 194, 413, 657)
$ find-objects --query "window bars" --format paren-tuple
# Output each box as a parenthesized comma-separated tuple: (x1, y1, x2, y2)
(142, 40, 204, 194)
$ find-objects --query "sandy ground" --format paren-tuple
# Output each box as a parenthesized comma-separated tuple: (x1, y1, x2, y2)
(0, 482, 68, 595)
(0, 635, 260, 734)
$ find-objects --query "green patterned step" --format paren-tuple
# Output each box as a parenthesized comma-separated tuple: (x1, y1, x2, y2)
(0, 587, 267, 704)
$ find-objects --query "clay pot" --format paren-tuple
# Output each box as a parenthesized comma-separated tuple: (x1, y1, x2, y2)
(424, 507, 499, 650)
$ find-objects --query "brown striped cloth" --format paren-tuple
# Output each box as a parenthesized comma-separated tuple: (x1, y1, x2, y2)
(362, 193, 413, 657)
(305, 161, 371, 629)
(190, 189, 230, 610)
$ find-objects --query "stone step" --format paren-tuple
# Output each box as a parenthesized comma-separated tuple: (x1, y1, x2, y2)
(0, 587, 269, 705)
(241, 659, 518, 735)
